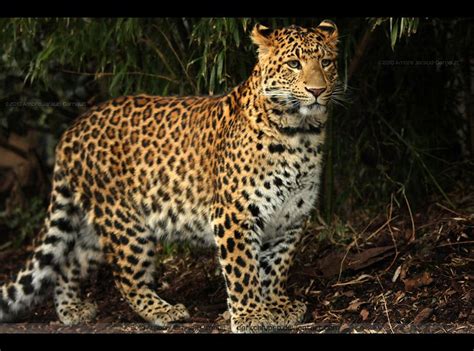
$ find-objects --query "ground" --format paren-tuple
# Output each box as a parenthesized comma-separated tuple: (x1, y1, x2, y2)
(0, 185, 472, 334)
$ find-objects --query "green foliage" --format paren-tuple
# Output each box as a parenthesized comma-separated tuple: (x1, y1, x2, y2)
(369, 17, 420, 49)
(0, 196, 46, 249)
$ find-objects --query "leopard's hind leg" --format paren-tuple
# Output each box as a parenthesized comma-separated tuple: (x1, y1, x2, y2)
(97, 202, 189, 326)
(53, 214, 104, 325)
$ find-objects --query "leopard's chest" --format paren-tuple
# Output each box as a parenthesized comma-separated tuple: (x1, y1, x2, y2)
(249, 147, 324, 241)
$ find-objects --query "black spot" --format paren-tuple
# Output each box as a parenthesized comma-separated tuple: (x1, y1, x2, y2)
(56, 186, 72, 198)
(133, 270, 146, 281)
(231, 213, 239, 224)
(224, 214, 232, 229)
(273, 177, 283, 187)
(7, 285, 16, 301)
(235, 200, 244, 212)
(220, 245, 228, 259)
(19, 274, 34, 295)
(225, 264, 232, 274)
(256, 143, 263, 151)
(226, 238, 235, 253)
(216, 224, 225, 238)
(35, 251, 54, 268)
(242, 273, 250, 286)
(120, 236, 130, 245)
(44, 236, 60, 245)
(234, 282, 244, 293)
(269, 143, 285, 153)
(297, 199, 305, 208)
(94, 206, 104, 218)
(126, 228, 137, 237)
(248, 204, 260, 217)
(233, 267, 242, 278)
(50, 219, 74, 233)
(127, 255, 139, 265)
(236, 256, 246, 268)
(130, 244, 144, 254)
(114, 220, 125, 231)
(94, 191, 105, 204)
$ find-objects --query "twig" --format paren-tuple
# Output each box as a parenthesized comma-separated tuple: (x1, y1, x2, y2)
(155, 26, 198, 92)
(358, 216, 380, 238)
(436, 240, 474, 248)
(61, 69, 178, 83)
(376, 275, 394, 334)
(366, 216, 398, 242)
(337, 240, 356, 284)
(348, 28, 374, 81)
(434, 202, 464, 218)
(385, 194, 399, 272)
(402, 189, 416, 242)
(139, 36, 178, 80)
(332, 274, 374, 287)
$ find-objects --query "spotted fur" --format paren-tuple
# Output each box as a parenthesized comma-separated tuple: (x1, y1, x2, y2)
(0, 21, 339, 333)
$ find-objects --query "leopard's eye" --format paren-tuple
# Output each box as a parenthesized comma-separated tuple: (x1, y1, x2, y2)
(321, 59, 332, 67)
(287, 60, 302, 69)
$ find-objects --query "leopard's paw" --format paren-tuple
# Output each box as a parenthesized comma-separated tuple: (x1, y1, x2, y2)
(230, 308, 287, 333)
(151, 303, 190, 327)
(57, 301, 98, 325)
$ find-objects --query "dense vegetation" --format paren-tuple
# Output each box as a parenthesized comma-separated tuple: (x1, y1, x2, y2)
(0, 18, 472, 240)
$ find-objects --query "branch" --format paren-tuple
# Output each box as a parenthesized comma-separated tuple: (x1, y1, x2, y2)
(348, 28, 374, 82)
(60, 69, 179, 84)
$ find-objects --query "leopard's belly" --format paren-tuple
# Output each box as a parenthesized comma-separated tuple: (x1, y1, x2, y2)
(144, 157, 322, 247)
(145, 198, 215, 247)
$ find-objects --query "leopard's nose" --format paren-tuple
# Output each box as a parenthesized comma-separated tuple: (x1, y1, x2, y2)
(306, 87, 326, 97)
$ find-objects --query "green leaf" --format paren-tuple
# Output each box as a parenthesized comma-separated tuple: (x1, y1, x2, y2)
(209, 64, 216, 94)
(217, 51, 224, 82)
(391, 19, 399, 50)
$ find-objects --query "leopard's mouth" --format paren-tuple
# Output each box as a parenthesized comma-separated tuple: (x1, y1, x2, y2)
(298, 102, 327, 117)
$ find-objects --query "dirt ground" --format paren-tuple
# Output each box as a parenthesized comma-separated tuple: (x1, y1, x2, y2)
(0, 186, 472, 334)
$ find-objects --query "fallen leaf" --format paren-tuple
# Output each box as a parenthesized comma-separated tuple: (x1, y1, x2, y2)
(346, 246, 395, 271)
(394, 291, 406, 304)
(342, 290, 355, 297)
(316, 246, 395, 278)
(403, 272, 433, 291)
(413, 308, 434, 324)
(347, 299, 365, 312)
(392, 265, 402, 283)
(360, 308, 369, 321)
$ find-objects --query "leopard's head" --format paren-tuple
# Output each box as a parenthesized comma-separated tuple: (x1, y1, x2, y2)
(251, 20, 339, 117)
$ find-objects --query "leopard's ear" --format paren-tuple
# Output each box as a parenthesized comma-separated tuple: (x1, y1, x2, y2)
(316, 19, 338, 43)
(251, 24, 273, 54)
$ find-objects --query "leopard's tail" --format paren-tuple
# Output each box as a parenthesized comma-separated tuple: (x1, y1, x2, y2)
(0, 175, 78, 322)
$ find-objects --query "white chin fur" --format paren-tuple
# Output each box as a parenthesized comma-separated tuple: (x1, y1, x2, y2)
(299, 104, 327, 117)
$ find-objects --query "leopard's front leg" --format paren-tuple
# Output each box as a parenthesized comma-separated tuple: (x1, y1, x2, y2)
(213, 204, 285, 333)
(259, 227, 307, 326)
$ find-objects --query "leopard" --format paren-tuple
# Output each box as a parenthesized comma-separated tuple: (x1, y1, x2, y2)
(0, 20, 339, 333)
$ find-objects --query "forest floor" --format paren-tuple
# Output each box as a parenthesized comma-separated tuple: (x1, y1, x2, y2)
(0, 185, 473, 334)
